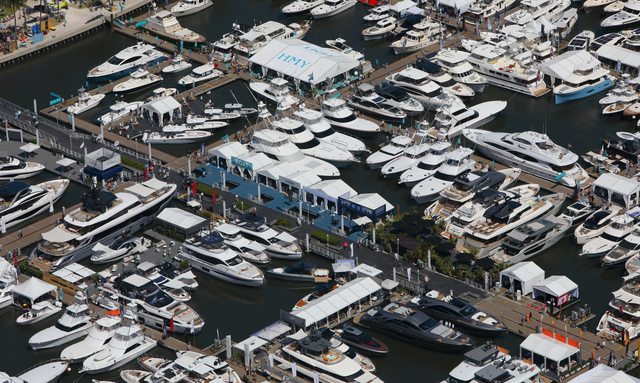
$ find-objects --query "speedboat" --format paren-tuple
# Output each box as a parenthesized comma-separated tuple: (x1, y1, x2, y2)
(439, 344, 511, 383)
(584, 0, 616, 11)
(161, 54, 192, 73)
(178, 63, 223, 86)
(366, 135, 414, 169)
(214, 223, 271, 265)
(574, 208, 619, 245)
(325, 38, 364, 61)
(399, 141, 451, 186)
(602, 230, 640, 267)
(67, 88, 105, 115)
(267, 262, 330, 283)
(272, 117, 357, 166)
(414, 59, 475, 98)
(230, 212, 303, 260)
(223, 102, 258, 117)
(363, 5, 390, 22)
(142, 129, 212, 144)
(375, 85, 425, 116)
(0, 156, 43, 180)
(386, 66, 465, 110)
(334, 326, 389, 356)
(362, 17, 398, 41)
(143, 10, 206, 43)
(294, 107, 368, 154)
(626, 251, 640, 276)
(559, 201, 594, 226)
(321, 97, 381, 136)
(178, 230, 265, 287)
(282, 0, 324, 15)
(348, 84, 407, 120)
(249, 78, 300, 110)
(145, 87, 177, 102)
(113, 68, 162, 93)
(310, 0, 356, 18)
(184, 115, 230, 130)
(434, 48, 488, 93)
(602, 0, 640, 27)
(61, 314, 122, 362)
(580, 214, 637, 258)
(411, 147, 476, 204)
(87, 42, 166, 81)
(359, 302, 474, 351)
(170, 0, 212, 16)
(390, 20, 442, 54)
(464, 129, 590, 189)
(91, 237, 148, 264)
(428, 99, 507, 139)
(29, 291, 93, 350)
(202, 105, 242, 121)
(604, 0, 626, 12)
(16, 300, 62, 325)
(98, 101, 144, 126)
(381, 143, 432, 177)
(413, 290, 507, 335)
(0, 179, 69, 230)
(0, 259, 17, 309)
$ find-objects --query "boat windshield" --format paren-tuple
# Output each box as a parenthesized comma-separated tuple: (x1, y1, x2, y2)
(620, 238, 640, 250)
(227, 256, 244, 266)
(418, 317, 439, 330)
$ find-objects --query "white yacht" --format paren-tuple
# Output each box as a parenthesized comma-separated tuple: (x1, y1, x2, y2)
(178, 230, 265, 287)
(391, 20, 442, 54)
(249, 78, 300, 110)
(439, 344, 511, 383)
(435, 49, 488, 93)
(428, 99, 507, 139)
(463, 129, 590, 188)
(3, 360, 70, 383)
(559, 201, 594, 226)
(362, 17, 398, 41)
(250, 129, 340, 177)
(34, 180, 176, 269)
(366, 135, 414, 169)
(214, 223, 271, 265)
(143, 10, 206, 43)
(212, 32, 239, 62)
(550, 51, 615, 104)
(294, 108, 368, 154)
(602, 0, 640, 27)
(386, 67, 465, 110)
(602, 230, 640, 267)
(599, 79, 638, 105)
(411, 147, 476, 203)
(415, 60, 475, 98)
(185, 115, 230, 129)
(170, 0, 212, 16)
(505, 0, 571, 25)
(175, 350, 241, 381)
(98, 101, 143, 126)
(16, 300, 62, 325)
(0, 258, 17, 309)
(374, 85, 424, 116)
(272, 117, 357, 166)
(321, 98, 381, 136)
(399, 141, 451, 186)
(580, 214, 637, 258)
(137, 263, 192, 302)
(597, 276, 640, 339)
(567, 30, 595, 51)
(310, 0, 357, 18)
(67, 88, 105, 115)
(348, 84, 407, 120)
(61, 314, 122, 362)
(162, 54, 192, 74)
(91, 237, 148, 265)
(29, 291, 93, 350)
(0, 180, 68, 231)
(584, 0, 617, 12)
(0, 156, 45, 180)
(87, 43, 166, 81)
(81, 308, 156, 375)
(325, 38, 365, 61)
(574, 208, 620, 245)
(142, 129, 212, 144)
(235, 20, 310, 58)
(363, 5, 390, 22)
(229, 212, 303, 260)
(113, 68, 162, 93)
(283, 0, 324, 15)
(465, 0, 517, 25)
(178, 63, 223, 86)
(381, 143, 432, 177)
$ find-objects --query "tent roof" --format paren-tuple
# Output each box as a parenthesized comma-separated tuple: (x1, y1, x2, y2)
(390, 0, 416, 12)
(540, 50, 608, 85)
(236, 152, 275, 171)
(257, 162, 298, 180)
(280, 170, 322, 189)
(249, 39, 360, 85)
(352, 263, 383, 277)
(521, 333, 579, 362)
(597, 45, 640, 69)
(208, 141, 249, 160)
(306, 179, 357, 201)
(567, 364, 640, 383)
(12, 277, 56, 300)
(143, 96, 181, 115)
(348, 193, 393, 213)
(438, 0, 473, 11)
(253, 321, 291, 341)
(52, 263, 95, 283)
(156, 207, 207, 230)
(41, 226, 79, 243)
(56, 158, 76, 167)
(533, 275, 578, 297)
(500, 261, 544, 282)
(233, 335, 268, 352)
(20, 143, 40, 153)
(593, 173, 640, 196)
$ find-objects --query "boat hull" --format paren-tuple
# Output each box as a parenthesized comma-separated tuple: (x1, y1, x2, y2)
(182, 258, 264, 287)
(554, 77, 614, 104)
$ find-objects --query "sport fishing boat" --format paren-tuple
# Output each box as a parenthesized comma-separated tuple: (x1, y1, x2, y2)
(267, 262, 330, 283)
(67, 88, 105, 115)
(399, 141, 451, 186)
(214, 223, 271, 265)
(87, 43, 166, 81)
(184, 115, 229, 130)
(249, 78, 300, 110)
(580, 214, 638, 258)
(142, 129, 212, 144)
(310, 0, 357, 18)
(60, 314, 122, 362)
(321, 97, 381, 136)
(170, 0, 212, 16)
(362, 16, 398, 41)
(0, 180, 69, 231)
(411, 147, 476, 204)
(282, 0, 324, 15)
(4, 360, 70, 383)
(366, 135, 414, 169)
(112, 68, 162, 93)
(34, 180, 176, 270)
(386, 67, 465, 110)
(558, 201, 594, 226)
(464, 129, 590, 189)
(597, 275, 640, 339)
(381, 143, 432, 177)
(178, 63, 223, 86)
(91, 237, 148, 265)
(439, 344, 511, 383)
(434, 48, 488, 93)
(97, 101, 144, 126)
(202, 106, 242, 121)
(294, 108, 368, 154)
(334, 326, 389, 356)
(348, 84, 407, 120)
(359, 302, 474, 351)
(143, 10, 206, 44)
(601, 230, 640, 267)
(574, 208, 619, 245)
(178, 230, 265, 287)
(16, 300, 62, 326)
(228, 212, 303, 260)
(29, 291, 93, 350)
(413, 291, 507, 335)
(162, 54, 192, 73)
(602, 0, 640, 27)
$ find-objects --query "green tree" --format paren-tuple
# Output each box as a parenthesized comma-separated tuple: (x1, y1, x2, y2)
(2, 0, 27, 30)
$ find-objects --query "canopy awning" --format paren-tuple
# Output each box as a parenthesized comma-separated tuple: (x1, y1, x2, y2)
(41, 226, 79, 243)
(233, 336, 268, 353)
(597, 44, 640, 69)
(143, 96, 181, 115)
(533, 275, 578, 298)
(20, 143, 40, 153)
(56, 158, 76, 167)
(521, 333, 579, 363)
(12, 277, 56, 300)
(352, 263, 383, 277)
(567, 364, 640, 383)
(156, 207, 207, 230)
(253, 321, 292, 341)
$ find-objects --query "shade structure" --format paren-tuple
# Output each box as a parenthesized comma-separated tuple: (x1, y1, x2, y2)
(567, 364, 640, 383)
(19, 143, 40, 153)
(156, 207, 207, 231)
(11, 277, 56, 301)
(142, 96, 182, 127)
(253, 321, 292, 341)
(499, 261, 545, 296)
(520, 333, 579, 363)
(56, 158, 76, 168)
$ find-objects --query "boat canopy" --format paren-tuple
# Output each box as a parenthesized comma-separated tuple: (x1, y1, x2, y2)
(11, 277, 56, 301)
(41, 226, 79, 243)
(253, 320, 292, 341)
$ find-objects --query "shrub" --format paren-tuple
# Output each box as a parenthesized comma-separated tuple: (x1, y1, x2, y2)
(19, 260, 43, 278)
(121, 156, 146, 171)
(275, 217, 294, 229)
(195, 183, 220, 200)
(311, 230, 341, 247)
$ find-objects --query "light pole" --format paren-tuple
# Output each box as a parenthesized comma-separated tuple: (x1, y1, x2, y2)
(396, 238, 400, 256)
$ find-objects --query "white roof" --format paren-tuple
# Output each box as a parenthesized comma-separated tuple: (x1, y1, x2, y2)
(279, 170, 321, 189)
(253, 321, 291, 341)
(257, 162, 298, 181)
(332, 259, 355, 273)
(56, 158, 76, 167)
(143, 96, 181, 115)
(593, 173, 640, 196)
(597, 45, 640, 69)
(533, 275, 578, 298)
(352, 263, 383, 277)
(208, 141, 249, 160)
(236, 152, 275, 172)
(12, 277, 56, 300)
(292, 277, 381, 327)
(122, 274, 151, 288)
(520, 333, 579, 363)
(157, 207, 207, 230)
(52, 263, 95, 283)
(390, 0, 417, 13)
(233, 335, 268, 352)
(348, 193, 393, 213)
(20, 143, 40, 153)
(125, 183, 156, 198)
(306, 179, 357, 202)
(41, 226, 79, 243)
(65, 263, 95, 278)
(249, 39, 360, 85)
(439, 0, 473, 12)
(567, 364, 640, 383)
(500, 261, 545, 282)
(143, 178, 169, 190)
(381, 279, 400, 290)
(540, 50, 608, 85)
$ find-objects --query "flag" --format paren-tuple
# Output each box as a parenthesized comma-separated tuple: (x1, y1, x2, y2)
(169, 317, 175, 333)
(144, 165, 149, 181)
(12, 252, 18, 268)
(191, 181, 197, 196)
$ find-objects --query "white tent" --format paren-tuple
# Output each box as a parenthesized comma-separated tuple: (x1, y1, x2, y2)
(390, 0, 418, 16)
(143, 96, 182, 127)
(208, 142, 249, 169)
(11, 277, 56, 306)
(596, 45, 640, 72)
(532, 275, 579, 307)
(520, 333, 580, 374)
(352, 263, 383, 278)
(567, 364, 640, 383)
(257, 163, 298, 190)
(438, 0, 473, 14)
(304, 179, 357, 211)
(279, 170, 321, 197)
(348, 193, 394, 214)
(500, 261, 545, 295)
(231, 152, 275, 181)
(592, 172, 640, 209)
(157, 208, 207, 230)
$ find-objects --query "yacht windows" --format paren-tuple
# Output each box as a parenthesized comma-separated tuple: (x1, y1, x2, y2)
(296, 138, 322, 150)
(120, 56, 142, 65)
(312, 127, 336, 138)
(276, 125, 306, 135)
(594, 185, 609, 200)
(55, 321, 87, 332)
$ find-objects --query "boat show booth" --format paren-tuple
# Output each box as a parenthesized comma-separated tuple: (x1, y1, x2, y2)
(567, 364, 640, 383)
(596, 45, 640, 74)
(155, 207, 208, 240)
(532, 275, 579, 313)
(304, 179, 357, 212)
(520, 333, 581, 380)
(11, 277, 57, 309)
(83, 147, 123, 181)
(142, 96, 182, 127)
(592, 173, 640, 209)
(499, 261, 545, 296)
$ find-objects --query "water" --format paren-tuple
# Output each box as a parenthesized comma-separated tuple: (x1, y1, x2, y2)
(0, 1, 638, 381)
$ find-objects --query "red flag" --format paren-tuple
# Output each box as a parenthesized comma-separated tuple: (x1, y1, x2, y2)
(169, 317, 174, 333)
(211, 185, 216, 204)
(620, 303, 624, 314)
(12, 252, 18, 268)
(191, 181, 197, 196)
(144, 166, 149, 181)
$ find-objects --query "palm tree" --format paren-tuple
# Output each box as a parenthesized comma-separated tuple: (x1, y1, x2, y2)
(1, 0, 28, 31)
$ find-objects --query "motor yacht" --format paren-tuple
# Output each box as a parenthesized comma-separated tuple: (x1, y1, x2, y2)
(228, 212, 303, 260)
(362, 16, 398, 41)
(136, 262, 192, 302)
(413, 291, 507, 335)
(363, 5, 390, 22)
(0, 156, 43, 180)
(626, 251, 640, 277)
(580, 213, 638, 258)
(211, 32, 239, 63)
(411, 147, 476, 204)
(0, 259, 17, 309)
(87, 43, 166, 81)
(321, 97, 381, 136)
(348, 84, 407, 120)
(143, 10, 206, 43)
(551, 52, 614, 104)
(505, 0, 571, 25)
(34, 180, 176, 269)
(435, 49, 488, 93)
(98, 101, 143, 126)
(160, 54, 192, 75)
(178, 230, 265, 287)
(249, 78, 300, 110)
(602, 0, 640, 27)
(0, 180, 68, 231)
(67, 88, 105, 115)
(325, 38, 365, 61)
(16, 300, 62, 326)
(567, 30, 595, 50)
(464, 129, 590, 189)
(272, 117, 357, 166)
(29, 291, 93, 350)
(391, 20, 442, 54)
(124, 350, 241, 382)
(574, 208, 619, 245)
(386, 66, 465, 110)
(113, 68, 162, 94)
(559, 201, 594, 226)
(294, 108, 368, 154)
(436, 167, 518, 207)
(108, 274, 204, 334)
(61, 314, 122, 362)
(428, 99, 507, 139)
(178, 63, 223, 86)
(170, 0, 212, 16)
(439, 344, 511, 383)
(214, 223, 271, 265)
(375, 85, 425, 116)
(250, 129, 340, 177)
(267, 262, 330, 283)
(235, 20, 310, 58)
(310, 0, 356, 18)
(599, 80, 638, 105)
(414, 59, 475, 98)
(399, 141, 451, 186)
(156, 262, 199, 291)
(283, 0, 324, 15)
(381, 143, 432, 177)
(293, 281, 340, 311)
(584, 0, 617, 11)
(334, 326, 389, 356)
(601, 230, 640, 267)
(366, 135, 414, 169)
(360, 302, 474, 351)
(142, 129, 212, 144)
(465, 0, 517, 24)
(91, 237, 148, 265)
(597, 275, 640, 339)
